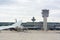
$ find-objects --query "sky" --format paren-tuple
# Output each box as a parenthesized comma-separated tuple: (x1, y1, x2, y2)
(0, 0, 60, 22)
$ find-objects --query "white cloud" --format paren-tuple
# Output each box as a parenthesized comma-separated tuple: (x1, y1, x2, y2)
(0, 0, 60, 22)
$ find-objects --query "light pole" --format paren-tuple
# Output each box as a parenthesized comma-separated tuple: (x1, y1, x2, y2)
(42, 9, 49, 31)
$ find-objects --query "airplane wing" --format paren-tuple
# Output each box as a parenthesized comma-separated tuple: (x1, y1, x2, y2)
(0, 26, 15, 30)
(0, 20, 23, 30)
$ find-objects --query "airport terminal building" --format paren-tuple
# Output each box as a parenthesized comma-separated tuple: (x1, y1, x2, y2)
(22, 22, 60, 30)
(0, 22, 60, 30)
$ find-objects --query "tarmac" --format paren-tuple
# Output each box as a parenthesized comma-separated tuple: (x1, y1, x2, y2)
(0, 30, 60, 40)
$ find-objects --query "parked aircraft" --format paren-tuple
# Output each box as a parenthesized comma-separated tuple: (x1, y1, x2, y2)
(0, 20, 26, 31)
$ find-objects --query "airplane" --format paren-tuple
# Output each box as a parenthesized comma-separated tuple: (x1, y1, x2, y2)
(0, 20, 27, 32)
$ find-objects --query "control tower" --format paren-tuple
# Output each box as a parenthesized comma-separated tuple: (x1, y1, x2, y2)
(41, 9, 49, 31)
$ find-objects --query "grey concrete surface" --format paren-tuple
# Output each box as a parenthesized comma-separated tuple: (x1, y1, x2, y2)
(0, 30, 60, 40)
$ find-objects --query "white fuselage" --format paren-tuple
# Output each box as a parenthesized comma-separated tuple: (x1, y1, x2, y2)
(0, 21, 24, 30)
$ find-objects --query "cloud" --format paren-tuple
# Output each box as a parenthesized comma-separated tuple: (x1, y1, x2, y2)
(0, 0, 17, 5)
(0, 0, 60, 22)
